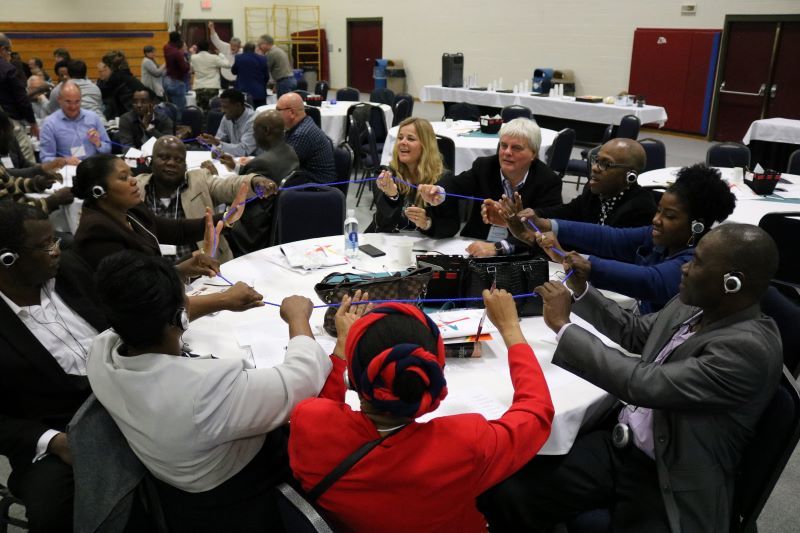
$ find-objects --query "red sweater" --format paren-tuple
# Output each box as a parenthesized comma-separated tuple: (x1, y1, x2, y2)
(289, 343, 554, 533)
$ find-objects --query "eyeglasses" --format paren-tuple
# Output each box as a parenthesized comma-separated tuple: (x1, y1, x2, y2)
(590, 154, 633, 172)
(275, 107, 292, 112)
(21, 238, 61, 255)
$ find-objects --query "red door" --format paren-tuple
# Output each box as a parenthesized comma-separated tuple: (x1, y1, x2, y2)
(766, 22, 800, 119)
(713, 22, 776, 141)
(347, 19, 382, 92)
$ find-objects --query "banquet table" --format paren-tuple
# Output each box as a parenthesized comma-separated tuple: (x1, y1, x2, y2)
(256, 101, 393, 145)
(420, 85, 668, 127)
(638, 167, 800, 225)
(380, 121, 557, 175)
(183, 233, 622, 455)
(742, 118, 800, 173)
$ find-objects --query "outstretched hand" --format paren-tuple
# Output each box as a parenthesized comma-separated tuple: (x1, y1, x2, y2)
(202, 207, 224, 257)
(222, 183, 250, 226)
(333, 290, 373, 359)
(534, 281, 572, 333)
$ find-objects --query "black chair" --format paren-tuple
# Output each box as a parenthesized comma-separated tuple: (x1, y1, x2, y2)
(273, 186, 346, 245)
(355, 123, 381, 207)
(156, 102, 178, 123)
(209, 96, 221, 110)
(706, 142, 751, 168)
(545, 128, 576, 178)
(616, 114, 641, 140)
(788, 149, 800, 174)
(336, 87, 360, 102)
(566, 366, 800, 533)
(296, 78, 308, 91)
(304, 106, 322, 129)
(758, 211, 800, 288)
(0, 483, 28, 533)
(501, 105, 533, 123)
(393, 93, 414, 115)
(392, 98, 410, 127)
(346, 103, 388, 148)
(242, 92, 254, 109)
(435, 134, 456, 172)
(762, 285, 800, 376)
(205, 109, 224, 136)
(314, 80, 330, 100)
(639, 138, 667, 172)
(293, 90, 311, 101)
(333, 145, 353, 197)
(369, 87, 395, 106)
(445, 102, 481, 122)
(564, 145, 601, 190)
(345, 116, 365, 180)
(179, 105, 204, 138)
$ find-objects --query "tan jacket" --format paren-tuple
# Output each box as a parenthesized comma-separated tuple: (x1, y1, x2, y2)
(136, 168, 257, 263)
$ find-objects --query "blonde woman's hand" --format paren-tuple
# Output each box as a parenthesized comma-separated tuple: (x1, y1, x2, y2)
(376, 169, 399, 197)
(405, 206, 431, 230)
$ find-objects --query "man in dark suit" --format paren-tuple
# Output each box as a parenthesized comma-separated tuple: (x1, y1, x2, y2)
(418, 117, 562, 255)
(231, 42, 268, 108)
(479, 223, 784, 532)
(0, 202, 106, 532)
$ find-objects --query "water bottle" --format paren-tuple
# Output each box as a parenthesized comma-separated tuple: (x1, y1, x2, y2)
(344, 209, 359, 257)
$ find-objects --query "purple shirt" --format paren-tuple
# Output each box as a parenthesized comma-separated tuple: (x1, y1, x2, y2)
(618, 311, 702, 458)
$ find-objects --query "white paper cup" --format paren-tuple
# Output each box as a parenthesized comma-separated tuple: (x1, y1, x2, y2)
(391, 241, 415, 267)
(445, 118, 454, 128)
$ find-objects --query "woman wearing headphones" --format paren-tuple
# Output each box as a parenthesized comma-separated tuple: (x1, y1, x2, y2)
(367, 117, 460, 237)
(502, 164, 736, 313)
(72, 154, 247, 279)
(288, 290, 554, 532)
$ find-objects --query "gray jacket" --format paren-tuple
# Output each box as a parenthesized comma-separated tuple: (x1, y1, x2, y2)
(555, 287, 783, 533)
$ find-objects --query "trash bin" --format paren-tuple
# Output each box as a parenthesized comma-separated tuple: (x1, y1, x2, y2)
(532, 68, 554, 94)
(303, 67, 318, 90)
(387, 61, 407, 94)
(374, 58, 389, 90)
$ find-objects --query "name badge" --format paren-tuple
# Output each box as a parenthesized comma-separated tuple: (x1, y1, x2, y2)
(71, 145, 87, 158)
(486, 225, 508, 243)
(1, 156, 14, 168)
(159, 244, 178, 256)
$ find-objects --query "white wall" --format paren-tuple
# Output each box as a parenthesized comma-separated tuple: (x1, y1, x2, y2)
(4, 0, 799, 96)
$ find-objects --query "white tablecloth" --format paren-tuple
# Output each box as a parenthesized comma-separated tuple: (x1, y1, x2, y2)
(638, 167, 800, 225)
(255, 101, 393, 145)
(183, 234, 617, 455)
(381, 121, 557, 175)
(420, 85, 668, 127)
(742, 118, 800, 145)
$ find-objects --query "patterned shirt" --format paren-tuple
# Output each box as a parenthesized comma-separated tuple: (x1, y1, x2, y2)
(285, 115, 336, 183)
(144, 180, 194, 261)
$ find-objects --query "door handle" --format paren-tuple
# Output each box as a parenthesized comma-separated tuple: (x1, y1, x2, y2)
(365, 58, 371, 62)
(770, 84, 778, 98)
(719, 81, 766, 97)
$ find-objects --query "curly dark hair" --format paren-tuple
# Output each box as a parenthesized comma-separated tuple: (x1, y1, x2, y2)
(667, 164, 736, 239)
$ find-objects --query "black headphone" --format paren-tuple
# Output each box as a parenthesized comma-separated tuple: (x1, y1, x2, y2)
(691, 219, 705, 235)
(91, 185, 106, 199)
(172, 307, 189, 331)
(625, 170, 638, 184)
(723, 271, 743, 294)
(0, 249, 19, 268)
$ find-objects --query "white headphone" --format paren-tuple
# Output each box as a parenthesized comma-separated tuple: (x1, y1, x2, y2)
(91, 185, 106, 199)
(173, 307, 189, 331)
(723, 271, 743, 294)
(625, 170, 638, 184)
(0, 249, 19, 268)
(691, 219, 705, 235)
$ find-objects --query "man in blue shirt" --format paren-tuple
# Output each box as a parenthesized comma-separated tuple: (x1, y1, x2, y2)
(198, 89, 258, 157)
(39, 81, 111, 164)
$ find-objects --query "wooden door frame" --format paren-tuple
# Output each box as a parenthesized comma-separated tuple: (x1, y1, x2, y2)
(346, 17, 383, 89)
(709, 14, 800, 140)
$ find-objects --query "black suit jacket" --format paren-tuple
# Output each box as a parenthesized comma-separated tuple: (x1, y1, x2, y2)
(438, 156, 563, 239)
(0, 251, 107, 469)
(536, 183, 657, 228)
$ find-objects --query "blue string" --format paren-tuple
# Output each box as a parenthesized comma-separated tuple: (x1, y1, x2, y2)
(525, 219, 566, 257)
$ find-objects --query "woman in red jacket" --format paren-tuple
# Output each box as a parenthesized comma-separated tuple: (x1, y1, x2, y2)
(288, 290, 555, 532)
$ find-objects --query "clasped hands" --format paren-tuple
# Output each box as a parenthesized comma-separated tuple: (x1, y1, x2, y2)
(377, 168, 433, 230)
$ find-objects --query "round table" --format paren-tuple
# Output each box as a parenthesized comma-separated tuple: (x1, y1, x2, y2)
(638, 167, 800, 225)
(183, 234, 614, 455)
(380, 121, 557, 175)
(255, 101, 393, 145)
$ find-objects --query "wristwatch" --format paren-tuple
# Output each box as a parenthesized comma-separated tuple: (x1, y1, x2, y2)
(494, 241, 505, 255)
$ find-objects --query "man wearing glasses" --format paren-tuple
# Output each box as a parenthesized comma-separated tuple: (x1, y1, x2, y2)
(0, 202, 105, 531)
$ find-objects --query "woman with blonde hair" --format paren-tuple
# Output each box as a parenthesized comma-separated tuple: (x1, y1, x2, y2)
(368, 117, 459, 237)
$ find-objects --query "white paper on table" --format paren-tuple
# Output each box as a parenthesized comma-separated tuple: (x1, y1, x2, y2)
(280, 242, 348, 269)
(140, 136, 157, 156)
(429, 308, 498, 339)
(413, 238, 470, 256)
(417, 385, 507, 422)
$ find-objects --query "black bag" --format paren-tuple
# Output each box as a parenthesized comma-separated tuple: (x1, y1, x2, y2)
(314, 268, 432, 336)
(415, 254, 470, 304)
(466, 255, 549, 316)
